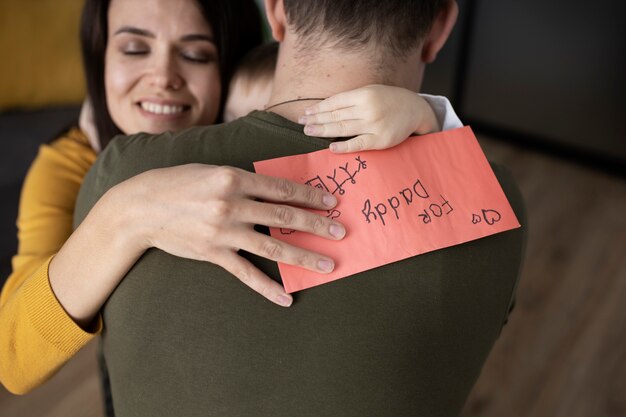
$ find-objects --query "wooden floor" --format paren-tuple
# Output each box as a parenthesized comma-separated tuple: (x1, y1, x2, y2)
(1, 134, 625, 417)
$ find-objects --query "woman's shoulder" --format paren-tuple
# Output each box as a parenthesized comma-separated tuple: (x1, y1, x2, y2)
(46, 127, 96, 156)
(34, 127, 97, 177)
(22, 127, 97, 199)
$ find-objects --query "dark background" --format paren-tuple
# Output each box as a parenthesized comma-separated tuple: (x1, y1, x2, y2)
(0, 107, 80, 281)
(423, 0, 626, 169)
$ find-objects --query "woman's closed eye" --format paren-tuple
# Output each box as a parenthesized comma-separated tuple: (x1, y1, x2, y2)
(121, 41, 149, 56)
(180, 48, 215, 64)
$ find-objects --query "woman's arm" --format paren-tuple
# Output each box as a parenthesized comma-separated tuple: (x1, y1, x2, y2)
(0, 129, 99, 394)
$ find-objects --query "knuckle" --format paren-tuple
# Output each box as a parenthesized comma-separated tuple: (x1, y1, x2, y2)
(330, 110, 341, 122)
(315, 123, 326, 136)
(338, 121, 348, 136)
(349, 137, 364, 152)
(295, 252, 312, 269)
(235, 264, 253, 285)
(276, 178, 297, 201)
(258, 282, 273, 300)
(304, 185, 319, 205)
(273, 206, 294, 226)
(310, 216, 325, 234)
(215, 166, 240, 194)
(260, 240, 283, 259)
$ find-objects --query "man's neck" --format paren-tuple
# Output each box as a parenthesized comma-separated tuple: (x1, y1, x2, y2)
(266, 42, 395, 122)
(267, 69, 381, 123)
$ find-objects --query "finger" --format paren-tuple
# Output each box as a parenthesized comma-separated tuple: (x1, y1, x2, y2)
(298, 106, 361, 126)
(304, 119, 368, 138)
(328, 135, 374, 153)
(236, 200, 346, 240)
(231, 230, 336, 275)
(303, 90, 364, 115)
(237, 170, 338, 209)
(218, 250, 294, 307)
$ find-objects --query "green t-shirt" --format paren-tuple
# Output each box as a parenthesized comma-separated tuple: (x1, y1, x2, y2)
(75, 111, 526, 417)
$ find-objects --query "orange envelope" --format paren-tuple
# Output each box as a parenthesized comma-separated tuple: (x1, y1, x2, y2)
(253, 126, 521, 293)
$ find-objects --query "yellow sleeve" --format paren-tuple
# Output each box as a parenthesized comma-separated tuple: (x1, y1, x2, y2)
(0, 128, 102, 394)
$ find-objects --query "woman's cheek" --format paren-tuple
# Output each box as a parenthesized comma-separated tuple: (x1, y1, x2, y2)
(104, 56, 141, 134)
(105, 58, 136, 99)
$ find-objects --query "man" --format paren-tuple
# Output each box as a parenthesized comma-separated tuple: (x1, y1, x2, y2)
(75, 1, 526, 416)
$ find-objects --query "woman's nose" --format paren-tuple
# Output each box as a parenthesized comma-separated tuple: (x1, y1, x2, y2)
(150, 54, 184, 90)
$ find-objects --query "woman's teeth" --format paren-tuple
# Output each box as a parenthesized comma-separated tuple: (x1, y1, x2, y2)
(140, 102, 185, 115)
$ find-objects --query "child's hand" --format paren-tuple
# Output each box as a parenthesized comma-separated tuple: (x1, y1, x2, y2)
(79, 98, 101, 153)
(299, 85, 440, 153)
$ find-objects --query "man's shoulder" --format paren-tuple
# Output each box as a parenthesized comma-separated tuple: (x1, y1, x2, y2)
(105, 123, 235, 161)
(489, 162, 526, 229)
(99, 121, 251, 181)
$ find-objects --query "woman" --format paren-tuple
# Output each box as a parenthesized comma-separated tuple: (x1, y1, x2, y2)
(0, 0, 266, 395)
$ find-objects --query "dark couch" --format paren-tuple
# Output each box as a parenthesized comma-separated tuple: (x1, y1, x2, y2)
(0, 106, 80, 285)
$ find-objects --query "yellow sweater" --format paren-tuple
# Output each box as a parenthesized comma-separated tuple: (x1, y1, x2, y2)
(0, 128, 101, 394)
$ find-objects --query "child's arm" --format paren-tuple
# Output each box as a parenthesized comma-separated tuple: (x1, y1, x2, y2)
(299, 84, 460, 153)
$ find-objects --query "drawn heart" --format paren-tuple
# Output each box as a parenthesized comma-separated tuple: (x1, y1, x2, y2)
(482, 209, 501, 225)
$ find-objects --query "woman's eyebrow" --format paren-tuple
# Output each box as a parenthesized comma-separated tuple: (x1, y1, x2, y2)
(180, 34, 215, 43)
(114, 26, 155, 37)
(113, 27, 214, 44)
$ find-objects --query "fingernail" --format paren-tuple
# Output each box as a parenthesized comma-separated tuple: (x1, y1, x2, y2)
(331, 142, 346, 153)
(329, 224, 345, 239)
(305, 107, 316, 115)
(304, 125, 318, 135)
(298, 116, 308, 124)
(322, 194, 337, 207)
(317, 259, 334, 273)
(276, 294, 293, 307)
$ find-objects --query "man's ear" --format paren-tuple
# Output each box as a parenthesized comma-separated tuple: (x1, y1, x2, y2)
(264, 0, 287, 42)
(422, 0, 459, 63)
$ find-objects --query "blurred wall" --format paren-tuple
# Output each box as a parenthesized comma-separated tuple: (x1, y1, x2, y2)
(422, 0, 626, 163)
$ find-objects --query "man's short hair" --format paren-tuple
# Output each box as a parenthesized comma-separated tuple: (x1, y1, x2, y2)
(283, 0, 445, 60)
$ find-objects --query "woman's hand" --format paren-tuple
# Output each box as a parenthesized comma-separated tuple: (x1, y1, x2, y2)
(299, 85, 440, 153)
(116, 164, 346, 306)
